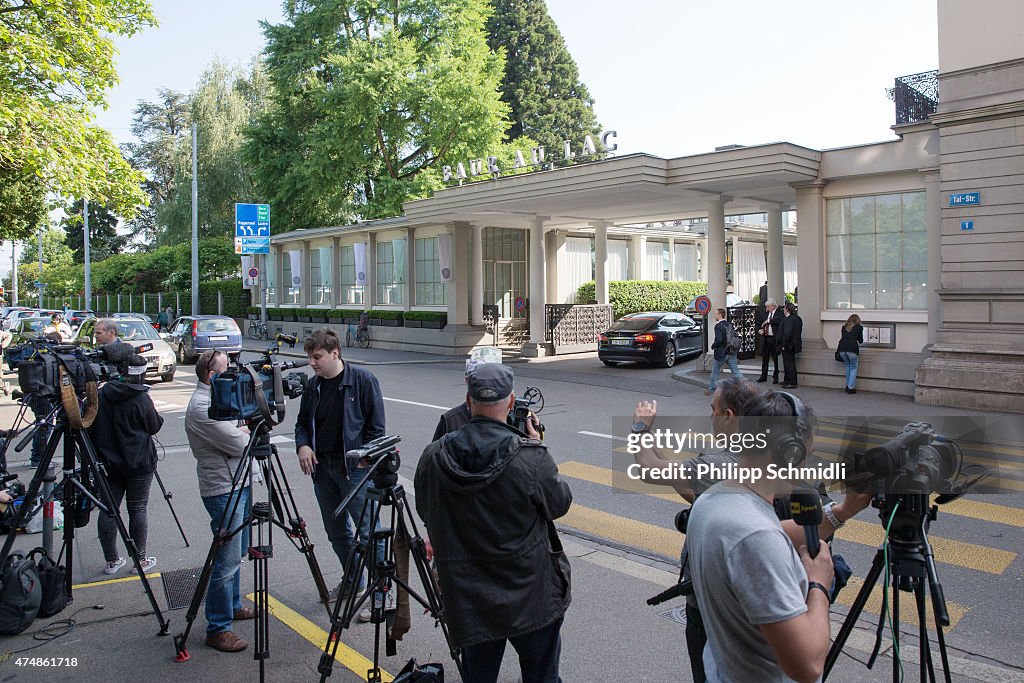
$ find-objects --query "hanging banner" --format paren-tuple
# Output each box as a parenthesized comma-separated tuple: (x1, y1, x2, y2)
(393, 239, 406, 284)
(438, 234, 453, 283)
(288, 250, 302, 287)
(354, 242, 367, 286)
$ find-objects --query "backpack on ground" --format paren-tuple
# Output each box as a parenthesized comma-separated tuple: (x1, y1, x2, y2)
(29, 547, 69, 618)
(725, 321, 741, 355)
(0, 552, 42, 634)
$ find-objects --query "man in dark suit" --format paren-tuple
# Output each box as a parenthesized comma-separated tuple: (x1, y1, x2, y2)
(756, 298, 782, 384)
(779, 302, 803, 388)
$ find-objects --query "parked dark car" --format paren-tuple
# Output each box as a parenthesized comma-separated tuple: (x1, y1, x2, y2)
(165, 315, 242, 364)
(69, 309, 96, 328)
(74, 316, 177, 382)
(598, 312, 703, 368)
(111, 312, 158, 330)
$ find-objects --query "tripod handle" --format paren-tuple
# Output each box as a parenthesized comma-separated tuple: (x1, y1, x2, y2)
(929, 579, 950, 627)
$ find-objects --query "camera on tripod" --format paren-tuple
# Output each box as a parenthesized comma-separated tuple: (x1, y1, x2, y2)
(208, 334, 307, 424)
(508, 386, 545, 435)
(857, 421, 963, 496)
(4, 338, 121, 399)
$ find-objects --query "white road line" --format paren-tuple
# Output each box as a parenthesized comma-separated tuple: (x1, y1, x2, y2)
(383, 396, 447, 410)
(578, 431, 627, 442)
(269, 435, 294, 444)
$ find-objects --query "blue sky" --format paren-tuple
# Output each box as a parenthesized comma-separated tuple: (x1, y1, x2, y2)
(4, 0, 939, 274)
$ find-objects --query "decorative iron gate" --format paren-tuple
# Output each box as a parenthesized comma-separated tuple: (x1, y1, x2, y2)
(545, 304, 614, 354)
(483, 304, 530, 347)
(727, 305, 758, 361)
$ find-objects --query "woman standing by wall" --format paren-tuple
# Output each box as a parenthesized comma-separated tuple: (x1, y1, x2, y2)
(838, 314, 863, 394)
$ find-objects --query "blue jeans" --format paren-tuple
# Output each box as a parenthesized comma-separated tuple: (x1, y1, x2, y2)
(708, 354, 743, 392)
(312, 458, 378, 591)
(202, 487, 251, 636)
(840, 351, 859, 389)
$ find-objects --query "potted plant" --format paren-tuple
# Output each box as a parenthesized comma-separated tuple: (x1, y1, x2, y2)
(369, 310, 403, 327)
(404, 310, 447, 329)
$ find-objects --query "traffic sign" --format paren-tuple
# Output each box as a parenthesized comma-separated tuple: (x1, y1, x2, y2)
(234, 237, 270, 254)
(248, 267, 259, 279)
(694, 295, 712, 316)
(235, 203, 271, 240)
(514, 297, 526, 311)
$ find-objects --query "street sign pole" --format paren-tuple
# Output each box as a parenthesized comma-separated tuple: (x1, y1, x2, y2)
(191, 123, 199, 315)
(37, 228, 43, 308)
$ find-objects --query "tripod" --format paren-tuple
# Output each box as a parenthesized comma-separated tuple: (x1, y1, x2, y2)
(825, 494, 952, 682)
(0, 400, 171, 635)
(173, 419, 331, 682)
(318, 437, 461, 683)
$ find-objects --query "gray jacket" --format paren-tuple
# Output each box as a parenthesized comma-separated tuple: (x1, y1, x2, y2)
(185, 382, 250, 498)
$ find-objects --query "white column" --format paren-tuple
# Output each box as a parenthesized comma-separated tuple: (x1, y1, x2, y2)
(923, 168, 941, 349)
(301, 240, 312, 306)
(471, 224, 485, 325)
(446, 222, 471, 327)
(524, 215, 550, 356)
(706, 197, 727, 349)
(793, 181, 826, 347)
(404, 227, 415, 311)
(331, 237, 343, 310)
(630, 235, 643, 279)
(593, 222, 609, 303)
(668, 237, 676, 281)
(365, 232, 376, 311)
(273, 244, 285, 306)
(767, 206, 784, 304)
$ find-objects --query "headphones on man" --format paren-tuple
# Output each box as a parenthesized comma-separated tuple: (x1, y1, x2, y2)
(765, 391, 810, 467)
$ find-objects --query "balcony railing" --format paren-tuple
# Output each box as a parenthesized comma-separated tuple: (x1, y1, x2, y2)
(888, 70, 939, 125)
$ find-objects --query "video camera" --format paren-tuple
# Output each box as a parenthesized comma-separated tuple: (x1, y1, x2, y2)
(858, 422, 963, 496)
(4, 339, 124, 399)
(208, 334, 307, 425)
(508, 386, 545, 436)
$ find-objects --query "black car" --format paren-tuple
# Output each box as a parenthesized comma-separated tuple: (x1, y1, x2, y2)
(598, 312, 703, 368)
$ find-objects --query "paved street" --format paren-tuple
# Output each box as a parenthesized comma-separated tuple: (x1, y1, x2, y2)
(0, 346, 1022, 682)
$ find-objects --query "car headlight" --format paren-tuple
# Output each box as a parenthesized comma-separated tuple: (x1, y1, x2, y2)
(161, 350, 175, 364)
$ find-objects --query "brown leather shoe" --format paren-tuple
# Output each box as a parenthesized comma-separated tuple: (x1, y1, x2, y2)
(206, 631, 248, 652)
(234, 606, 257, 620)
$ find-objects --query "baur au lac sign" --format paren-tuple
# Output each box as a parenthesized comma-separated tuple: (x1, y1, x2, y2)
(443, 131, 619, 183)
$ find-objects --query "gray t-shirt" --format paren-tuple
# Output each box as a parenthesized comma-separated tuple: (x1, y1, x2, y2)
(679, 450, 740, 607)
(688, 482, 810, 683)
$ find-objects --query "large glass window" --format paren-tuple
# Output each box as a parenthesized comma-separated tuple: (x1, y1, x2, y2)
(376, 240, 405, 305)
(483, 228, 527, 318)
(826, 192, 927, 310)
(309, 246, 332, 305)
(339, 245, 364, 305)
(415, 237, 447, 306)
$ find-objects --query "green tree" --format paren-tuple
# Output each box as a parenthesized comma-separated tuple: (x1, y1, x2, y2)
(0, 165, 47, 241)
(0, 0, 156, 222)
(486, 0, 601, 154)
(60, 199, 127, 263)
(247, 0, 510, 230)
(20, 226, 75, 268)
(121, 88, 191, 244)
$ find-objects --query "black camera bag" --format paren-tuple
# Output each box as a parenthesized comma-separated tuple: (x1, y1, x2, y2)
(393, 659, 443, 682)
(0, 552, 42, 634)
(28, 547, 69, 618)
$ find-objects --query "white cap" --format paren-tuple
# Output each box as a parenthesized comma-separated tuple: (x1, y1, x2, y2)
(465, 346, 503, 375)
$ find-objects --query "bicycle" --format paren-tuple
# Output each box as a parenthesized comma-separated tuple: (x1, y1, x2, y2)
(247, 314, 269, 341)
(345, 313, 370, 349)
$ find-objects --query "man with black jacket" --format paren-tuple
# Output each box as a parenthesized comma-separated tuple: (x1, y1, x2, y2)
(757, 298, 783, 384)
(88, 349, 162, 575)
(416, 363, 572, 683)
(295, 328, 385, 603)
(779, 302, 803, 388)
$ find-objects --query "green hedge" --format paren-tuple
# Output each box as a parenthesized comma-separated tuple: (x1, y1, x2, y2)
(198, 279, 249, 318)
(752, 292, 796, 305)
(576, 280, 707, 318)
(403, 310, 447, 322)
(369, 309, 404, 321)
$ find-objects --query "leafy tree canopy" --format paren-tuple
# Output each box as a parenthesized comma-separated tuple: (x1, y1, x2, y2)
(248, 0, 510, 230)
(60, 198, 127, 263)
(0, 0, 157, 224)
(486, 0, 601, 154)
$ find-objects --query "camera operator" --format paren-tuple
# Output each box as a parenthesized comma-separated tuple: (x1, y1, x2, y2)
(631, 382, 870, 682)
(184, 349, 257, 653)
(87, 349, 161, 576)
(686, 391, 832, 683)
(415, 363, 572, 683)
(294, 328, 385, 604)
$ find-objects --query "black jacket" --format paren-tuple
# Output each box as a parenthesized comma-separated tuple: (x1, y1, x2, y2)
(88, 382, 163, 475)
(711, 319, 729, 361)
(838, 324, 863, 355)
(779, 313, 803, 354)
(415, 417, 573, 647)
(294, 363, 385, 470)
(761, 308, 783, 338)
(432, 402, 471, 442)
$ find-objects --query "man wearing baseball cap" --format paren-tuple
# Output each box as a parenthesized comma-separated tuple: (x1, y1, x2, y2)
(415, 363, 573, 682)
(431, 347, 504, 441)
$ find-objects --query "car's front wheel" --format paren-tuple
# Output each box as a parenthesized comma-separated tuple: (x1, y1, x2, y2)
(161, 371, 175, 383)
(661, 341, 677, 368)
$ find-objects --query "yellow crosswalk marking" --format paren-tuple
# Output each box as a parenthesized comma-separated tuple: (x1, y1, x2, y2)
(559, 461, 1017, 574)
(559, 461, 684, 502)
(816, 421, 1024, 461)
(836, 577, 968, 631)
(254, 593, 394, 683)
